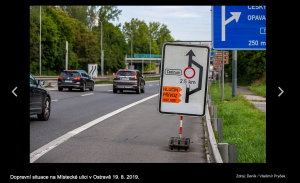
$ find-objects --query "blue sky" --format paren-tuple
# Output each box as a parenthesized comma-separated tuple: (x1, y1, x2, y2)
(107, 6, 212, 41)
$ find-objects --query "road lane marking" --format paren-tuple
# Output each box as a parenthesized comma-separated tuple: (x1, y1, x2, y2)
(107, 90, 113, 92)
(149, 85, 153, 86)
(81, 93, 94, 96)
(51, 100, 58, 102)
(30, 93, 158, 163)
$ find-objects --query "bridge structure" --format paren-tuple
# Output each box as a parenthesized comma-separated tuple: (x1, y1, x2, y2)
(125, 54, 162, 74)
(124, 41, 212, 74)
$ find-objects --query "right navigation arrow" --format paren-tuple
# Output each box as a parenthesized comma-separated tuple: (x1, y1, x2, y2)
(278, 87, 284, 97)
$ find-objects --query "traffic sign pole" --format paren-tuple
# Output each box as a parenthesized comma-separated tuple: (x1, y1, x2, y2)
(232, 50, 237, 98)
(221, 51, 224, 101)
(219, 66, 220, 90)
(179, 116, 183, 138)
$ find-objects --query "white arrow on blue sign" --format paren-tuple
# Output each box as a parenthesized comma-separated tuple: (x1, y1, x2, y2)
(212, 5, 266, 50)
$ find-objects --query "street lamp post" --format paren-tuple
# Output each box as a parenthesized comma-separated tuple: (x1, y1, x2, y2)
(150, 38, 151, 74)
(100, 18, 107, 76)
(131, 32, 133, 69)
(100, 20, 103, 76)
(39, 6, 41, 76)
(149, 38, 157, 74)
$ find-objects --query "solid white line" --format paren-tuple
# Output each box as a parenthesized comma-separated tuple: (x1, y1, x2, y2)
(107, 90, 113, 92)
(149, 85, 153, 86)
(51, 100, 58, 102)
(30, 93, 158, 163)
(81, 93, 94, 96)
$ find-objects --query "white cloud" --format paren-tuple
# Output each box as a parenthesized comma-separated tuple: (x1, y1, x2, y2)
(109, 6, 212, 41)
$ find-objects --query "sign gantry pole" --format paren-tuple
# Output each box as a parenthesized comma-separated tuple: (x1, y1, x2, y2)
(232, 50, 237, 97)
(221, 50, 224, 101)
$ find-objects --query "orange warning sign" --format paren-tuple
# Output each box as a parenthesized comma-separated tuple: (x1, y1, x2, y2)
(162, 86, 182, 103)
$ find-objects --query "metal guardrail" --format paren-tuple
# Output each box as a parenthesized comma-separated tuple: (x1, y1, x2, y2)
(34, 75, 161, 83)
(126, 54, 162, 58)
(204, 80, 223, 163)
(204, 104, 223, 163)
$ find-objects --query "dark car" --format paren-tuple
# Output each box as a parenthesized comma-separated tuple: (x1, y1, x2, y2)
(113, 69, 145, 94)
(30, 73, 51, 121)
(58, 70, 94, 92)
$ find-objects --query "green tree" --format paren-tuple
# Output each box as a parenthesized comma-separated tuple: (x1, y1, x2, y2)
(156, 24, 175, 53)
(87, 6, 98, 31)
(72, 19, 100, 71)
(225, 50, 266, 85)
(29, 10, 40, 74)
(59, 6, 88, 26)
(93, 21, 128, 73)
(98, 6, 122, 22)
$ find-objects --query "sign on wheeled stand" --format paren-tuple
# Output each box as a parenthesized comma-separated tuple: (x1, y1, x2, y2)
(158, 43, 210, 152)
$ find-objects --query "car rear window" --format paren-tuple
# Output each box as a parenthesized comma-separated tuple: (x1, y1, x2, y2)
(117, 71, 135, 76)
(60, 71, 80, 77)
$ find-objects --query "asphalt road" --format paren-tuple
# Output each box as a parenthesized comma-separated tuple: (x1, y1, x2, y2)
(30, 80, 207, 163)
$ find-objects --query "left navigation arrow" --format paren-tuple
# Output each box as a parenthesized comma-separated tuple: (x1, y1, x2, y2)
(12, 87, 17, 97)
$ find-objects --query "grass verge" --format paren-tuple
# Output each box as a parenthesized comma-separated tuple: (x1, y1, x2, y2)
(209, 82, 266, 163)
(248, 85, 266, 98)
(94, 77, 160, 85)
(95, 80, 113, 84)
(144, 77, 160, 81)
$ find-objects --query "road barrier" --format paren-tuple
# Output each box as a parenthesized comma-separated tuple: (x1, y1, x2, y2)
(204, 80, 237, 163)
(34, 75, 160, 85)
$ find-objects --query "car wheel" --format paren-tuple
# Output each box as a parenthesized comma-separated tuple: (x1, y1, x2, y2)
(68, 88, 72, 91)
(136, 83, 141, 94)
(89, 83, 94, 91)
(37, 96, 50, 121)
(141, 83, 145, 93)
(81, 83, 85, 92)
(58, 87, 63, 91)
(113, 88, 117, 93)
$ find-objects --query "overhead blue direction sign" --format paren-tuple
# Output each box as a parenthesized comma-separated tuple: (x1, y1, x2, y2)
(212, 5, 266, 50)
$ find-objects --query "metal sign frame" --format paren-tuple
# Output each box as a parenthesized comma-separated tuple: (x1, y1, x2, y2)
(158, 43, 210, 117)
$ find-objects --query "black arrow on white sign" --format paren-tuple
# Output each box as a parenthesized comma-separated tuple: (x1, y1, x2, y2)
(185, 50, 203, 103)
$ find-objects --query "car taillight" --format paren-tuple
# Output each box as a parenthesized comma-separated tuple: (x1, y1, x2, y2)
(74, 77, 81, 80)
(58, 77, 62, 79)
(134, 71, 137, 79)
(67, 71, 73, 72)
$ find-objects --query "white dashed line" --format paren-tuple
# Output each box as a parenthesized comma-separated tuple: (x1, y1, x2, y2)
(81, 93, 94, 96)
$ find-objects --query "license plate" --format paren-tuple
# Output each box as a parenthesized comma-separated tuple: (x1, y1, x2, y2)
(121, 78, 129, 80)
(119, 85, 131, 88)
(64, 80, 72, 83)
